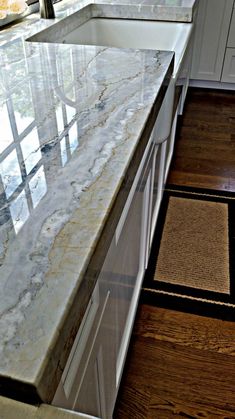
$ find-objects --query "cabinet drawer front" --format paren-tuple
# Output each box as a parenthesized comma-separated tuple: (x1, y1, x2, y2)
(73, 289, 111, 417)
(221, 48, 235, 82)
(228, 8, 235, 47)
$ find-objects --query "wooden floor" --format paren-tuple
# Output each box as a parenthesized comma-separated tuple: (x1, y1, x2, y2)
(113, 88, 235, 419)
(168, 88, 235, 191)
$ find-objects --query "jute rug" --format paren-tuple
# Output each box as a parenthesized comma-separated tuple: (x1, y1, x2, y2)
(142, 186, 235, 320)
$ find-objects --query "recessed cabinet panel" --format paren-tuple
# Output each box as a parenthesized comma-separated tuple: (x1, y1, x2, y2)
(73, 292, 111, 418)
(52, 284, 113, 418)
(228, 8, 235, 47)
(221, 48, 235, 82)
(150, 144, 164, 246)
(73, 351, 102, 417)
(191, 0, 234, 81)
(111, 144, 155, 387)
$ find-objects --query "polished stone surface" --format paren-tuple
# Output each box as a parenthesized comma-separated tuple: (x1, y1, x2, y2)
(0, 8, 174, 404)
(0, 0, 196, 407)
(0, 395, 96, 419)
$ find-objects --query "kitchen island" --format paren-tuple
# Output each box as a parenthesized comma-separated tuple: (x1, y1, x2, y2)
(0, 0, 197, 417)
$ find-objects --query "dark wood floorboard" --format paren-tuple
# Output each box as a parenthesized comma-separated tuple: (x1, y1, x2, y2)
(167, 88, 235, 191)
(114, 306, 235, 419)
(113, 88, 235, 419)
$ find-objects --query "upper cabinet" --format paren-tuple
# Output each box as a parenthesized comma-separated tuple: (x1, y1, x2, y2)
(191, 0, 234, 83)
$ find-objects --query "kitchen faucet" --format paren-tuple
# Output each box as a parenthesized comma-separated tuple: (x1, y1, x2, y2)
(39, 0, 55, 18)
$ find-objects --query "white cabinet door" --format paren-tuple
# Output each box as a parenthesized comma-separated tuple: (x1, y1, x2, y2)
(109, 143, 155, 388)
(73, 290, 112, 419)
(191, 0, 234, 81)
(93, 139, 155, 391)
(221, 48, 235, 82)
(222, 8, 235, 83)
(150, 143, 166, 246)
(73, 346, 104, 418)
(227, 8, 235, 47)
(52, 283, 114, 419)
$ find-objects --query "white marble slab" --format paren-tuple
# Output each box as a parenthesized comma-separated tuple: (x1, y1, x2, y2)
(0, 21, 174, 400)
(0, 395, 96, 419)
(0, 0, 197, 405)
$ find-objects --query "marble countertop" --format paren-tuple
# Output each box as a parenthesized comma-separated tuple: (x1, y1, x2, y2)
(0, 396, 97, 419)
(0, 0, 196, 411)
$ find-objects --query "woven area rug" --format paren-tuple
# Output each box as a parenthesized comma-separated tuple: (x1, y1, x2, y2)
(142, 185, 235, 321)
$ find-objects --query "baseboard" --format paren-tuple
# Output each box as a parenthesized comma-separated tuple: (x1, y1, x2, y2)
(189, 79, 235, 90)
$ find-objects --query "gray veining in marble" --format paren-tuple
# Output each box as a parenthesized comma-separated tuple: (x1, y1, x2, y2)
(0, 0, 196, 403)
(0, 27, 174, 396)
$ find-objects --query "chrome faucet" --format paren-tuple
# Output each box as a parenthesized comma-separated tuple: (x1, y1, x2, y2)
(39, 0, 55, 18)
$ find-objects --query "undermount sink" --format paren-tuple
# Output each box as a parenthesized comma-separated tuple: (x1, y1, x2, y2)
(27, 3, 193, 78)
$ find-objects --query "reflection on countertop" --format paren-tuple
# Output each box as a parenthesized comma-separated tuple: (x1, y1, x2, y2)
(0, 38, 81, 239)
(0, 22, 174, 402)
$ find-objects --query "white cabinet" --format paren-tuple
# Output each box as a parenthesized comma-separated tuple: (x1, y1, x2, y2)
(222, 8, 235, 83)
(191, 0, 234, 82)
(228, 8, 235, 47)
(150, 142, 166, 246)
(222, 49, 235, 82)
(53, 282, 114, 418)
(94, 137, 158, 398)
(73, 289, 112, 418)
(113, 141, 155, 387)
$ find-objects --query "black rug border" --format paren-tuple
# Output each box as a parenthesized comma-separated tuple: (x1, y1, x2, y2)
(142, 187, 235, 321)
(166, 184, 235, 198)
(140, 291, 235, 322)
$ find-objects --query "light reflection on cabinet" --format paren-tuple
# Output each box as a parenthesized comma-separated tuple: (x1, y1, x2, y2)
(53, 281, 113, 418)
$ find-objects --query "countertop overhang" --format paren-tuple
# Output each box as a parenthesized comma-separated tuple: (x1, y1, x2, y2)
(0, 0, 196, 407)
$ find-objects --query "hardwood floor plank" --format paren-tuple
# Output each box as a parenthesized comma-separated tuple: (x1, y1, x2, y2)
(167, 171, 231, 191)
(168, 88, 235, 191)
(169, 157, 235, 177)
(147, 394, 235, 418)
(114, 386, 151, 419)
(121, 338, 235, 411)
(133, 305, 235, 356)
